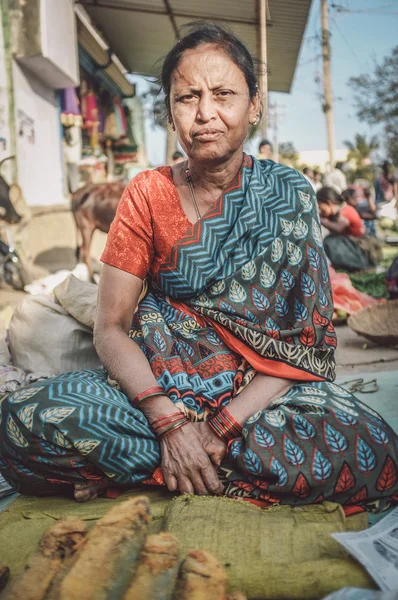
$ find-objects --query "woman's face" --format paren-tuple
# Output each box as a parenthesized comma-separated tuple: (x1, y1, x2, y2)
(318, 201, 334, 218)
(169, 44, 259, 164)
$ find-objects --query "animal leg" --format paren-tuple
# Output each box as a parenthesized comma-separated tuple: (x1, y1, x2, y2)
(75, 213, 95, 280)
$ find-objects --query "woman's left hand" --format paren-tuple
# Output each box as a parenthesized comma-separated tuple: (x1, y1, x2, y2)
(192, 421, 227, 467)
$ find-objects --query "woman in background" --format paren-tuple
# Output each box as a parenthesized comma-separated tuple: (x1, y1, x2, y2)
(317, 187, 380, 270)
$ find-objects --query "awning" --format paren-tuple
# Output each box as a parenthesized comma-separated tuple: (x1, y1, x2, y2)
(76, 6, 135, 97)
(77, 0, 312, 93)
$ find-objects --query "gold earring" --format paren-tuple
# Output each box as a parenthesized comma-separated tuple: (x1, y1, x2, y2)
(251, 116, 259, 126)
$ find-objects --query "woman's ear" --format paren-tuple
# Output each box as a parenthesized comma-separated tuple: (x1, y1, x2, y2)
(249, 91, 261, 125)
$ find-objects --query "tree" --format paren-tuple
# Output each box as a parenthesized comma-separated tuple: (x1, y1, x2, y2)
(141, 84, 177, 165)
(348, 46, 398, 164)
(279, 142, 300, 168)
(343, 133, 379, 182)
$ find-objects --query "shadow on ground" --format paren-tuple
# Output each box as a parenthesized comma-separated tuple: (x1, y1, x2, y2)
(33, 247, 100, 274)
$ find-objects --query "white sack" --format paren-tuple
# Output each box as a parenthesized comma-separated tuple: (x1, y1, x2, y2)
(53, 274, 97, 329)
(8, 294, 101, 376)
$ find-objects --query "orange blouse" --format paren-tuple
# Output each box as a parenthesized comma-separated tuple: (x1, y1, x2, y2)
(101, 168, 193, 280)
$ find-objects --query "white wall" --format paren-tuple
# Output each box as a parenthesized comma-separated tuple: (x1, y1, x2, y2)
(40, 0, 79, 88)
(0, 12, 12, 183)
(298, 149, 349, 172)
(13, 63, 66, 207)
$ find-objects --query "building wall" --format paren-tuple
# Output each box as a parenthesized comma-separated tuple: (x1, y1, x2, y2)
(40, 0, 79, 87)
(13, 62, 67, 207)
(298, 149, 349, 172)
(0, 6, 13, 184)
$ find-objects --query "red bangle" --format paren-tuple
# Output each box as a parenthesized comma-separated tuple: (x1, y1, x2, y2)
(154, 417, 190, 439)
(151, 412, 185, 428)
(131, 386, 165, 408)
(208, 408, 243, 443)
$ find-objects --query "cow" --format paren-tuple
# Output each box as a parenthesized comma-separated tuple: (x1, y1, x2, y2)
(0, 157, 22, 224)
(72, 181, 125, 280)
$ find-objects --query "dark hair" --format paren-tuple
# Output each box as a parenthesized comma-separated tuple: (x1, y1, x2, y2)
(160, 23, 260, 120)
(303, 167, 312, 175)
(259, 139, 272, 151)
(316, 186, 342, 205)
(341, 189, 355, 203)
(335, 162, 344, 170)
(172, 150, 184, 160)
(382, 160, 394, 177)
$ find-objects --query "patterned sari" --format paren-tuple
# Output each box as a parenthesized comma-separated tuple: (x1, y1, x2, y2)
(0, 156, 397, 509)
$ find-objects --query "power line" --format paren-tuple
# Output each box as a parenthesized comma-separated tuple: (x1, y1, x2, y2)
(330, 16, 363, 68)
(330, 4, 398, 15)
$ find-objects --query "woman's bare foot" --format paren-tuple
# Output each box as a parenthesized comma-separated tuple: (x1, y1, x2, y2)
(74, 482, 109, 502)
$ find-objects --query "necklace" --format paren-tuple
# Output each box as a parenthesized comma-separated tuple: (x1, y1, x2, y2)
(185, 167, 202, 221)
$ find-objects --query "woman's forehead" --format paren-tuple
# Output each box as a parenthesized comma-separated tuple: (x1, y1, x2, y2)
(171, 44, 246, 88)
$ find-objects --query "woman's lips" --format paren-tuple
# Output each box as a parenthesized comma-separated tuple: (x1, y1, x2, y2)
(193, 130, 223, 142)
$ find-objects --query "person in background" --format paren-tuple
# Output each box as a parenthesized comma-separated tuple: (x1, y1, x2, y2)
(313, 170, 323, 192)
(360, 187, 377, 236)
(324, 162, 348, 195)
(317, 186, 380, 270)
(341, 188, 359, 211)
(375, 161, 398, 205)
(318, 187, 364, 237)
(341, 187, 377, 235)
(302, 167, 316, 191)
(258, 139, 273, 161)
(172, 150, 185, 164)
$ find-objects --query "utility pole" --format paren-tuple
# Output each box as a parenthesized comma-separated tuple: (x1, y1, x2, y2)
(259, 0, 268, 138)
(321, 0, 335, 170)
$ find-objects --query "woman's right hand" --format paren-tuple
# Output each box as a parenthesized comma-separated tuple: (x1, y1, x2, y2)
(160, 422, 223, 496)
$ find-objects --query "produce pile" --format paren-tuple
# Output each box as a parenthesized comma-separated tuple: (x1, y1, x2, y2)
(329, 267, 380, 322)
(0, 496, 245, 600)
(348, 272, 389, 299)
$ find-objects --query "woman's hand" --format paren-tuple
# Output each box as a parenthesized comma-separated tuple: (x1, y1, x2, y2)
(160, 422, 223, 496)
(192, 421, 227, 467)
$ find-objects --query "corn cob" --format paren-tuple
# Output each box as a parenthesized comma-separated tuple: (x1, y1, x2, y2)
(59, 496, 150, 600)
(0, 567, 10, 594)
(174, 549, 228, 600)
(123, 533, 179, 600)
(1, 517, 87, 600)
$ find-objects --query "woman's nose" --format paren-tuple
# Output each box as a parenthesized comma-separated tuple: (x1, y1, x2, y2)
(196, 94, 216, 122)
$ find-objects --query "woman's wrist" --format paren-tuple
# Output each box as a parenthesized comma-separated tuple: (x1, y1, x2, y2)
(137, 394, 181, 423)
(152, 412, 190, 438)
(207, 407, 243, 443)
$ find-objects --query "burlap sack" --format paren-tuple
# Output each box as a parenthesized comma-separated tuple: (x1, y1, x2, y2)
(8, 294, 101, 376)
(162, 496, 373, 599)
(53, 274, 97, 329)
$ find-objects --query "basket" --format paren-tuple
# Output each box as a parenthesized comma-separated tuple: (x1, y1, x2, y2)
(347, 300, 398, 346)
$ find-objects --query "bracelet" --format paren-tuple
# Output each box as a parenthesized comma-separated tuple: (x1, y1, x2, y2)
(207, 408, 243, 443)
(154, 416, 190, 439)
(131, 386, 165, 408)
(151, 412, 185, 429)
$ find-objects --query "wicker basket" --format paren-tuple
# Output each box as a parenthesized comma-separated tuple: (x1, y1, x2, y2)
(347, 300, 398, 346)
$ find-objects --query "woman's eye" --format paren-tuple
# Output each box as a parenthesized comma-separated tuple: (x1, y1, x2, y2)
(216, 90, 232, 98)
(179, 95, 196, 102)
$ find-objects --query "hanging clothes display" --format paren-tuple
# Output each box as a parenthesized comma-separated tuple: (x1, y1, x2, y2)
(81, 82, 101, 150)
(104, 97, 127, 140)
(60, 88, 82, 127)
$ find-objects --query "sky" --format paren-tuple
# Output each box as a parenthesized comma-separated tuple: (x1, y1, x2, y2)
(129, 0, 398, 166)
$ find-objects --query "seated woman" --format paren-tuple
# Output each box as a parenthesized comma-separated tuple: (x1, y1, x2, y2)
(0, 25, 396, 509)
(317, 187, 380, 271)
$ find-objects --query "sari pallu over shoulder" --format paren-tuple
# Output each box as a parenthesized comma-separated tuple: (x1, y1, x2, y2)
(148, 155, 337, 382)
